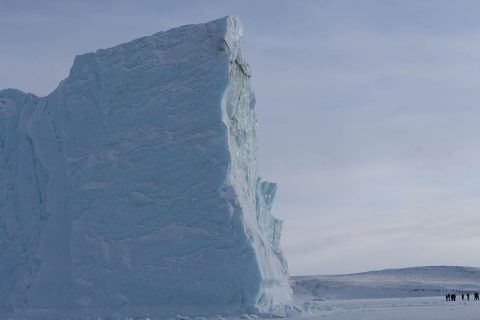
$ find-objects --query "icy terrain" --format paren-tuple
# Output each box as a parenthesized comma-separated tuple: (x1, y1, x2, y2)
(285, 266, 480, 320)
(283, 297, 480, 320)
(292, 266, 480, 301)
(0, 16, 291, 318)
(163, 266, 480, 319)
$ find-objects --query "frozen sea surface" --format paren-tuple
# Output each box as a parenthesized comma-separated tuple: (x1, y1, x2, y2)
(179, 266, 480, 319)
(279, 266, 480, 319)
(281, 297, 480, 320)
(153, 266, 480, 319)
(93, 297, 480, 319)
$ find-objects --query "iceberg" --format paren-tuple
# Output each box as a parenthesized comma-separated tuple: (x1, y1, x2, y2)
(0, 16, 292, 318)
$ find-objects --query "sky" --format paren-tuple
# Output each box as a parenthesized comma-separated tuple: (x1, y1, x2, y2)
(2, 0, 480, 275)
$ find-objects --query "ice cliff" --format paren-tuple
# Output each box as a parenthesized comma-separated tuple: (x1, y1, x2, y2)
(0, 16, 291, 318)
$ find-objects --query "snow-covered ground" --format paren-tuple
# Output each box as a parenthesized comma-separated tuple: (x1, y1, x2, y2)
(187, 266, 480, 320)
(163, 297, 480, 320)
(283, 266, 480, 320)
(149, 266, 480, 319)
(292, 266, 480, 301)
(287, 296, 480, 320)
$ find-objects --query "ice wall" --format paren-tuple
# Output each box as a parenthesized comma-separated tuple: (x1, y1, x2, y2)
(0, 16, 291, 318)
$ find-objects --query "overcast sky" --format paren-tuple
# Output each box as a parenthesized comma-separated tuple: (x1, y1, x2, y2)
(2, 0, 480, 275)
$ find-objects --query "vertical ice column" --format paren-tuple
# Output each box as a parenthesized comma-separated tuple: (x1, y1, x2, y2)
(219, 16, 292, 310)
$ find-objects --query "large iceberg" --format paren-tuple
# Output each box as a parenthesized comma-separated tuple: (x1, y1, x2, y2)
(0, 16, 291, 318)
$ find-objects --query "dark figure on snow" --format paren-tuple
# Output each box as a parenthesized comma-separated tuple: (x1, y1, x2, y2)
(462, 293, 465, 301)
(452, 293, 456, 301)
(446, 294, 450, 301)
(475, 292, 479, 300)
(467, 293, 470, 301)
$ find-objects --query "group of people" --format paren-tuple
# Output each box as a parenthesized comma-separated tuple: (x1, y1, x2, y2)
(446, 292, 480, 301)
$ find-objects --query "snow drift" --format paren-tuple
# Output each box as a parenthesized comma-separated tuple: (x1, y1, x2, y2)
(0, 15, 291, 318)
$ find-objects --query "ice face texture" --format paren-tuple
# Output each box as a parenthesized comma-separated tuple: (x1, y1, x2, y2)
(0, 16, 291, 317)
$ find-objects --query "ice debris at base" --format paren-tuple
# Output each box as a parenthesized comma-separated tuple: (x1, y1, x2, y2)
(0, 15, 292, 318)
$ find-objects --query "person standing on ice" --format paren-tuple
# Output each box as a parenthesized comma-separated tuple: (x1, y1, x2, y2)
(467, 293, 470, 301)
(462, 293, 465, 301)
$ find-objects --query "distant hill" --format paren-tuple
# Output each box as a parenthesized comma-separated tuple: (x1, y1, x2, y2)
(291, 266, 480, 301)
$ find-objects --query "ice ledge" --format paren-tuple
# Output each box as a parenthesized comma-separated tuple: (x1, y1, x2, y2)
(209, 15, 252, 77)
(207, 15, 243, 58)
